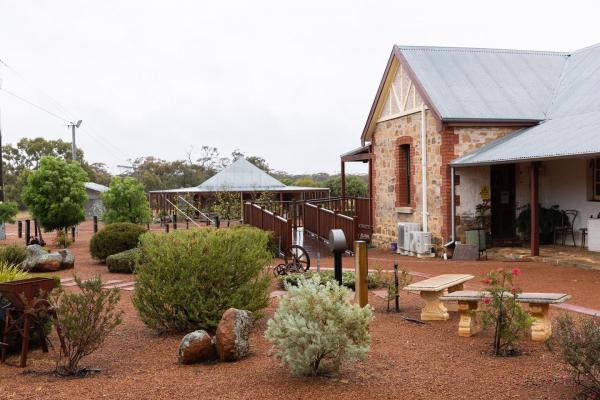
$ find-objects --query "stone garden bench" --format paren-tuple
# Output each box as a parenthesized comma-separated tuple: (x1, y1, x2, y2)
(403, 274, 474, 321)
(439, 290, 571, 341)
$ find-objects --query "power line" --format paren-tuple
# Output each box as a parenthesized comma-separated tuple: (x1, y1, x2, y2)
(0, 88, 70, 123)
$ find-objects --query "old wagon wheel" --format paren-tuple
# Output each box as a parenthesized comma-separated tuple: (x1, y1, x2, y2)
(284, 245, 310, 272)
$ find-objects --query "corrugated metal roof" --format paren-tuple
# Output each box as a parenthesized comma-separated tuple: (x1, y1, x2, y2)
(451, 111, 600, 166)
(198, 158, 286, 190)
(398, 46, 569, 121)
(449, 43, 600, 165)
(84, 182, 109, 193)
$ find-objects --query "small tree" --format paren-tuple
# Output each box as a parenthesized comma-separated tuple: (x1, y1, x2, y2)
(212, 191, 241, 226)
(22, 156, 87, 233)
(51, 276, 123, 375)
(480, 268, 532, 356)
(0, 201, 18, 224)
(102, 177, 151, 224)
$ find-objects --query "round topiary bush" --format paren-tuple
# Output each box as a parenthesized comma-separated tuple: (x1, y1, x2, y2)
(89, 223, 146, 261)
(106, 248, 141, 273)
(133, 226, 272, 333)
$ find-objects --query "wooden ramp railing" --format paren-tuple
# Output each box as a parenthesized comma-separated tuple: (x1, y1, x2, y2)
(303, 202, 358, 251)
(243, 202, 292, 256)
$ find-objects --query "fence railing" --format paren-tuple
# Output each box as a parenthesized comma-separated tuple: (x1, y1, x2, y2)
(303, 202, 358, 250)
(307, 196, 371, 229)
(243, 202, 292, 255)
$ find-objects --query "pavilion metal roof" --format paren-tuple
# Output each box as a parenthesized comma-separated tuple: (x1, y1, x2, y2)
(148, 158, 329, 193)
(198, 158, 286, 191)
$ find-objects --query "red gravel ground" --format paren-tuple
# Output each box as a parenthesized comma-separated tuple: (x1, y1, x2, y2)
(0, 220, 597, 399)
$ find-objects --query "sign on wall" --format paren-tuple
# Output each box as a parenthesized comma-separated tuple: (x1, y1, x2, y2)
(480, 185, 490, 201)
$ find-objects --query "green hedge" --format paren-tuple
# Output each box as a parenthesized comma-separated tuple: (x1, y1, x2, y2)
(89, 223, 146, 261)
(106, 248, 141, 274)
(133, 226, 272, 333)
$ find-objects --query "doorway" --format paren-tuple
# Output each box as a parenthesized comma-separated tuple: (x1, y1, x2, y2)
(491, 164, 516, 240)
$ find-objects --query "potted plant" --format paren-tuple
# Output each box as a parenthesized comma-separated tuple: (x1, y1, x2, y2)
(515, 204, 565, 244)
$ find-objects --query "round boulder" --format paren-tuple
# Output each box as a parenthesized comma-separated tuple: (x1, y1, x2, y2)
(215, 308, 252, 362)
(178, 330, 217, 364)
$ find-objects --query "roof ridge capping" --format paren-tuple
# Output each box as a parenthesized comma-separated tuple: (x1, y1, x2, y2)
(395, 44, 569, 57)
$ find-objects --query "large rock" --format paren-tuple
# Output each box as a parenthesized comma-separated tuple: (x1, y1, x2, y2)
(22, 245, 75, 272)
(178, 330, 217, 364)
(215, 308, 252, 362)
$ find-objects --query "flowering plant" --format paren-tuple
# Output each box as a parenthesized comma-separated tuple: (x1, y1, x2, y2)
(480, 267, 532, 356)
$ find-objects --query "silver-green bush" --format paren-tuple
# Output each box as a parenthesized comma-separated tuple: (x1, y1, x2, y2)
(133, 227, 272, 333)
(265, 276, 373, 376)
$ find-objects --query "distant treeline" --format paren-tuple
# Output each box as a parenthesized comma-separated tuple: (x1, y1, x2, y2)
(3, 138, 368, 208)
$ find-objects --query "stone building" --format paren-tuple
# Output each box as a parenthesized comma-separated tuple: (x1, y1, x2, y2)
(350, 43, 600, 254)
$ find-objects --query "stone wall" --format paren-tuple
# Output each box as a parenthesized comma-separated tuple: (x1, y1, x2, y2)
(372, 121, 520, 247)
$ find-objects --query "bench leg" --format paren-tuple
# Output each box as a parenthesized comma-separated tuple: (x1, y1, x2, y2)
(420, 291, 449, 321)
(529, 303, 551, 342)
(443, 283, 464, 312)
(457, 300, 481, 337)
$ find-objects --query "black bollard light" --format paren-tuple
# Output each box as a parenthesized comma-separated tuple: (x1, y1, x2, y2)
(93, 216, 98, 233)
(173, 213, 177, 230)
(71, 226, 76, 241)
(328, 229, 348, 286)
(17, 221, 22, 238)
(215, 215, 220, 229)
(165, 223, 169, 233)
(25, 220, 31, 245)
(394, 261, 400, 312)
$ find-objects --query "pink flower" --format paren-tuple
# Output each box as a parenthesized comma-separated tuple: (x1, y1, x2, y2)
(511, 267, 521, 276)
(511, 287, 518, 293)
(483, 297, 491, 305)
(482, 278, 492, 285)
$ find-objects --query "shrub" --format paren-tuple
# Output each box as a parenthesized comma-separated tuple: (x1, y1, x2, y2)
(106, 248, 141, 274)
(480, 268, 532, 356)
(51, 276, 123, 375)
(55, 230, 73, 248)
(89, 222, 146, 261)
(266, 275, 373, 376)
(133, 227, 272, 333)
(551, 314, 600, 398)
(102, 177, 152, 225)
(0, 261, 30, 282)
(0, 245, 27, 266)
(278, 270, 383, 290)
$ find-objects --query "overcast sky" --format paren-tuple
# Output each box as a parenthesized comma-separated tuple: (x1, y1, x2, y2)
(0, 0, 598, 175)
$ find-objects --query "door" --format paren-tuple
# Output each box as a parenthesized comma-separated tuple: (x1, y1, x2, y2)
(491, 164, 516, 239)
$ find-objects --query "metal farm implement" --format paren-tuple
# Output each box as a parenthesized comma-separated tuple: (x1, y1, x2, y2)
(273, 245, 311, 276)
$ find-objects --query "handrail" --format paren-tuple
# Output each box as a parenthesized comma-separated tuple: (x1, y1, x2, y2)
(164, 198, 201, 227)
(177, 195, 215, 224)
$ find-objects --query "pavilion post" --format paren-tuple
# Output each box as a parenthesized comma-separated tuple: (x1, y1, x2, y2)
(340, 159, 346, 199)
(530, 162, 540, 256)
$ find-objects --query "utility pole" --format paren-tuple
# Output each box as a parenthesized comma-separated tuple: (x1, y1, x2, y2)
(0, 78, 4, 202)
(68, 119, 82, 162)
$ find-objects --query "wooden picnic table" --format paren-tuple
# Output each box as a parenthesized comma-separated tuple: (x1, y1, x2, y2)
(439, 290, 571, 341)
(403, 274, 474, 321)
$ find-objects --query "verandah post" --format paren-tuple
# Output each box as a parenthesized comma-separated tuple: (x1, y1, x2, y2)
(530, 162, 540, 256)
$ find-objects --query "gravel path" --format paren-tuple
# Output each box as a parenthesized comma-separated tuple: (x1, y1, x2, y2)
(0, 220, 595, 399)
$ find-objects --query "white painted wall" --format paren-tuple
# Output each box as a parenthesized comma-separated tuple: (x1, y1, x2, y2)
(516, 158, 598, 246)
(456, 166, 489, 217)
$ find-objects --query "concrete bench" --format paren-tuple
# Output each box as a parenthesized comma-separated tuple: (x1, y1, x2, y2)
(439, 290, 571, 341)
(403, 274, 474, 321)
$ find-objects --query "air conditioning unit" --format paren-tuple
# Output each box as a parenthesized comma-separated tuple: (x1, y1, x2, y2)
(397, 222, 420, 255)
(412, 231, 433, 256)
